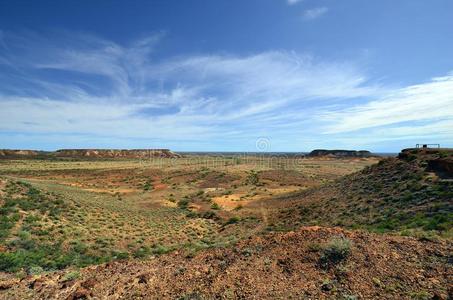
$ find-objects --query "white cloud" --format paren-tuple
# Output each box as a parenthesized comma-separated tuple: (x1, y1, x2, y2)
(287, 0, 303, 5)
(321, 74, 453, 134)
(303, 7, 328, 20)
(0, 31, 452, 150)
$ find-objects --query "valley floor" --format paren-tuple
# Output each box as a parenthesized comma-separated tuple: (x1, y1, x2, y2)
(0, 153, 451, 299)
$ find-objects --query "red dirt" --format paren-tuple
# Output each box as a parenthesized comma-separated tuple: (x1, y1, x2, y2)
(1, 226, 451, 299)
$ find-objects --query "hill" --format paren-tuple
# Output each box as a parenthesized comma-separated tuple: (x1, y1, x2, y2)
(271, 149, 453, 236)
(0, 150, 40, 158)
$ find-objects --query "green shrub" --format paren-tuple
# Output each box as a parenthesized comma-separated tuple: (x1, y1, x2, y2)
(71, 241, 88, 254)
(0, 252, 21, 272)
(0, 241, 108, 272)
(111, 250, 129, 260)
(152, 244, 171, 255)
(408, 291, 431, 300)
(132, 246, 151, 259)
(225, 216, 240, 225)
(62, 270, 80, 282)
(177, 199, 189, 209)
(210, 203, 220, 210)
(319, 237, 352, 268)
(143, 180, 153, 191)
(28, 265, 44, 275)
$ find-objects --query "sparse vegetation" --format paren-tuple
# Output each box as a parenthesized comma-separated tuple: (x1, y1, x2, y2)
(0, 150, 450, 299)
(143, 180, 153, 191)
(274, 154, 453, 237)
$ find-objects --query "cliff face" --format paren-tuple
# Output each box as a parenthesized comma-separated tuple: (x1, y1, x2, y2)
(308, 149, 373, 158)
(0, 150, 39, 158)
(54, 149, 181, 159)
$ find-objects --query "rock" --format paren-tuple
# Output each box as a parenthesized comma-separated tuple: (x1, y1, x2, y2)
(0, 279, 19, 290)
(320, 281, 334, 291)
(137, 273, 150, 284)
(81, 278, 97, 289)
(68, 287, 91, 300)
(427, 157, 453, 177)
(432, 291, 448, 300)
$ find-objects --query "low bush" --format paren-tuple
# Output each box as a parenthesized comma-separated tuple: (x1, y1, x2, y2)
(62, 270, 80, 282)
(319, 237, 352, 268)
(225, 216, 240, 225)
(143, 180, 153, 191)
(200, 211, 218, 220)
(210, 203, 220, 210)
(177, 199, 189, 209)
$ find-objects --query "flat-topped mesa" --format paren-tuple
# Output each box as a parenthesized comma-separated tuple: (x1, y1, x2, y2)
(308, 149, 373, 158)
(0, 149, 40, 157)
(55, 149, 181, 159)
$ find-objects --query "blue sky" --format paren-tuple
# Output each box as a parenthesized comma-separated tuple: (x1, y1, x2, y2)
(0, 0, 452, 152)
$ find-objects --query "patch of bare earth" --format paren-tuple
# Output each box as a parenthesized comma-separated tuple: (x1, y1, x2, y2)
(0, 178, 6, 200)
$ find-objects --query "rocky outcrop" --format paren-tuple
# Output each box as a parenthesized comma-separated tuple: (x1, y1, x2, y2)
(308, 149, 373, 158)
(55, 149, 181, 159)
(399, 148, 453, 177)
(428, 157, 453, 177)
(0, 149, 39, 158)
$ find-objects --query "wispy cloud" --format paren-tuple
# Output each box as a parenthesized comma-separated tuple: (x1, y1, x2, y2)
(321, 74, 453, 134)
(303, 7, 328, 21)
(0, 31, 452, 151)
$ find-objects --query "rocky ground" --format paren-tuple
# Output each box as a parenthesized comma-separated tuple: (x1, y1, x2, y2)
(0, 226, 451, 299)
